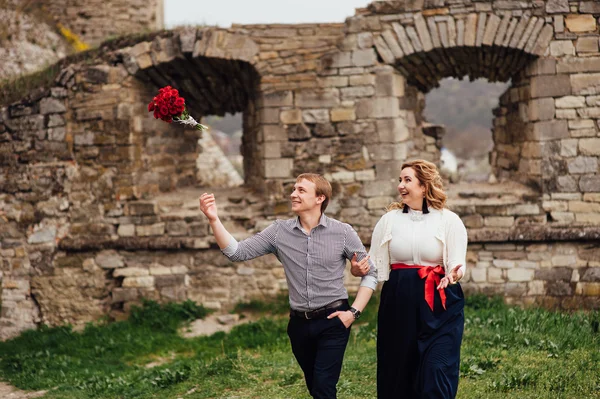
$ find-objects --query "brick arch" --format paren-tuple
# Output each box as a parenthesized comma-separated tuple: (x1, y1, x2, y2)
(363, 9, 556, 188)
(115, 28, 265, 192)
(372, 12, 552, 92)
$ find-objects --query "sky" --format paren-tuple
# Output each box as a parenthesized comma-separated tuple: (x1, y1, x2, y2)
(164, 0, 372, 28)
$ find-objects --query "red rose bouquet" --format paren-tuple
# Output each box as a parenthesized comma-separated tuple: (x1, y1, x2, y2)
(148, 86, 207, 131)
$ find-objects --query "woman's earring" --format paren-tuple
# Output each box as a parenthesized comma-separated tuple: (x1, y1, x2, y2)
(422, 197, 429, 214)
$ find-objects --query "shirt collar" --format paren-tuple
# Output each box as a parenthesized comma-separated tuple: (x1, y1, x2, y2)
(293, 213, 329, 231)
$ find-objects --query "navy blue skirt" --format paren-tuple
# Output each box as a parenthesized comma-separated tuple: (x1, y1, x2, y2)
(377, 268, 464, 399)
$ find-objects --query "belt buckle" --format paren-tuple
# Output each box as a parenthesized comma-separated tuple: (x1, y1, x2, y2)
(304, 311, 311, 320)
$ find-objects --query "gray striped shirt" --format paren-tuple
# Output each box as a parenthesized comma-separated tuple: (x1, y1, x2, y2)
(222, 214, 377, 311)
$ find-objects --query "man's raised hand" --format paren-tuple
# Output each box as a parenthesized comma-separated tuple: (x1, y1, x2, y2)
(199, 193, 218, 222)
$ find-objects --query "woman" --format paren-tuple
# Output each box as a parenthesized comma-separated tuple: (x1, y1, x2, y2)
(369, 159, 468, 399)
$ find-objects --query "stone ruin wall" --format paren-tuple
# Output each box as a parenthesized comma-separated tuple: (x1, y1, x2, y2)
(8, 0, 165, 48)
(1, 0, 600, 340)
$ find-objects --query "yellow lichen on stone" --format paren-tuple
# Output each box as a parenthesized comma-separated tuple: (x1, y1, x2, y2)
(57, 23, 89, 52)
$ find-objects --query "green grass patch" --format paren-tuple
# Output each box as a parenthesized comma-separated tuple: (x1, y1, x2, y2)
(0, 295, 598, 399)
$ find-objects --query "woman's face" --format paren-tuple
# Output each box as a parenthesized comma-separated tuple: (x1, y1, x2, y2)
(398, 167, 426, 210)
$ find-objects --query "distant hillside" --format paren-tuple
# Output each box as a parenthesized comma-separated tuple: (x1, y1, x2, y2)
(424, 77, 510, 158)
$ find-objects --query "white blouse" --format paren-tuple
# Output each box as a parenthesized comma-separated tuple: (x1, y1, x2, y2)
(389, 208, 444, 266)
(369, 208, 468, 282)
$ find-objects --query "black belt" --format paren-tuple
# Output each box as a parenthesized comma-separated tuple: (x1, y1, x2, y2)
(290, 299, 349, 320)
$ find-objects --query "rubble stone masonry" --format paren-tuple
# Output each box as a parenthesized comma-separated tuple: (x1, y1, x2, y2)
(1, 0, 600, 340)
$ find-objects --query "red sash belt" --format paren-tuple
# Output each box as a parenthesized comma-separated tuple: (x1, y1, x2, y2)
(391, 263, 446, 311)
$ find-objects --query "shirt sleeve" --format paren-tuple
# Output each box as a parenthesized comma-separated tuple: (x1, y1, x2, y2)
(343, 224, 378, 290)
(222, 221, 278, 262)
(446, 213, 468, 277)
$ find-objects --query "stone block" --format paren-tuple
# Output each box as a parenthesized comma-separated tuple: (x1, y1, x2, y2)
(580, 175, 600, 192)
(302, 109, 330, 124)
(95, 250, 124, 269)
(530, 75, 571, 98)
(136, 223, 165, 237)
(375, 73, 405, 97)
(117, 224, 135, 237)
(295, 90, 340, 108)
(263, 125, 287, 141)
(488, 268, 504, 283)
(569, 119, 596, 130)
(264, 158, 293, 178)
(367, 196, 393, 210)
(261, 91, 293, 108)
(264, 142, 282, 159)
(569, 200, 600, 213)
(555, 96, 586, 108)
(376, 118, 409, 143)
(351, 48, 377, 67)
(470, 268, 487, 283)
(527, 120, 569, 141)
(546, 0, 569, 14)
(149, 265, 172, 275)
(355, 169, 375, 181)
(111, 288, 139, 303)
(535, 267, 573, 281)
(128, 201, 157, 216)
(114, 267, 149, 277)
(461, 214, 484, 228)
(568, 157, 598, 174)
(579, 138, 600, 156)
(330, 171, 355, 183)
(556, 109, 577, 119)
(155, 274, 185, 288)
(280, 109, 302, 124)
(40, 98, 67, 115)
(166, 221, 188, 236)
(507, 268, 534, 282)
(528, 98, 555, 121)
(331, 108, 356, 122)
(576, 37, 599, 53)
(581, 268, 600, 282)
(550, 40, 575, 56)
(526, 58, 556, 76)
(356, 97, 400, 119)
(546, 281, 573, 296)
(122, 276, 154, 288)
(484, 216, 514, 227)
(286, 124, 311, 141)
(493, 260, 515, 269)
(571, 73, 600, 95)
(565, 15, 596, 33)
(580, 2, 600, 13)
(357, 32, 373, 49)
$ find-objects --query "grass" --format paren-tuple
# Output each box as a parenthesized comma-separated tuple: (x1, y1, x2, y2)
(0, 295, 598, 398)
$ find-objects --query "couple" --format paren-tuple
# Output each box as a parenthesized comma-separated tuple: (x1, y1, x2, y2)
(199, 159, 468, 399)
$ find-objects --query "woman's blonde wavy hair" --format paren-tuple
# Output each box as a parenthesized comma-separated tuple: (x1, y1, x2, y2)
(387, 159, 447, 211)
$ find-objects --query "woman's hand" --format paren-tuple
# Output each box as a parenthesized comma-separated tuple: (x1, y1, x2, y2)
(437, 264, 463, 290)
(327, 310, 354, 328)
(350, 253, 370, 277)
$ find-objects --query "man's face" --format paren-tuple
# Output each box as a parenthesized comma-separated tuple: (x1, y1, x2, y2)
(290, 179, 323, 213)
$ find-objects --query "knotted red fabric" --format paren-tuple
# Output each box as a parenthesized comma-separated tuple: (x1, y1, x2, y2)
(390, 263, 447, 311)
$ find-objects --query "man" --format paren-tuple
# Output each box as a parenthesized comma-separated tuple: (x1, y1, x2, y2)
(199, 173, 376, 399)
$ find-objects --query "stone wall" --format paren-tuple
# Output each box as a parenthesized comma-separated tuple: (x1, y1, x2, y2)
(1, 0, 600, 340)
(30, 0, 164, 47)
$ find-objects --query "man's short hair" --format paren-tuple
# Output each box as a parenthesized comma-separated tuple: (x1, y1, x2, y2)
(296, 173, 332, 213)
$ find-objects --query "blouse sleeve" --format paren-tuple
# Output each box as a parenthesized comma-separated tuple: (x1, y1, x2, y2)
(369, 212, 390, 282)
(446, 212, 468, 277)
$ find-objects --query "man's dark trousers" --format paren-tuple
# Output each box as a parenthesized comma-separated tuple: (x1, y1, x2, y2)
(287, 302, 351, 399)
